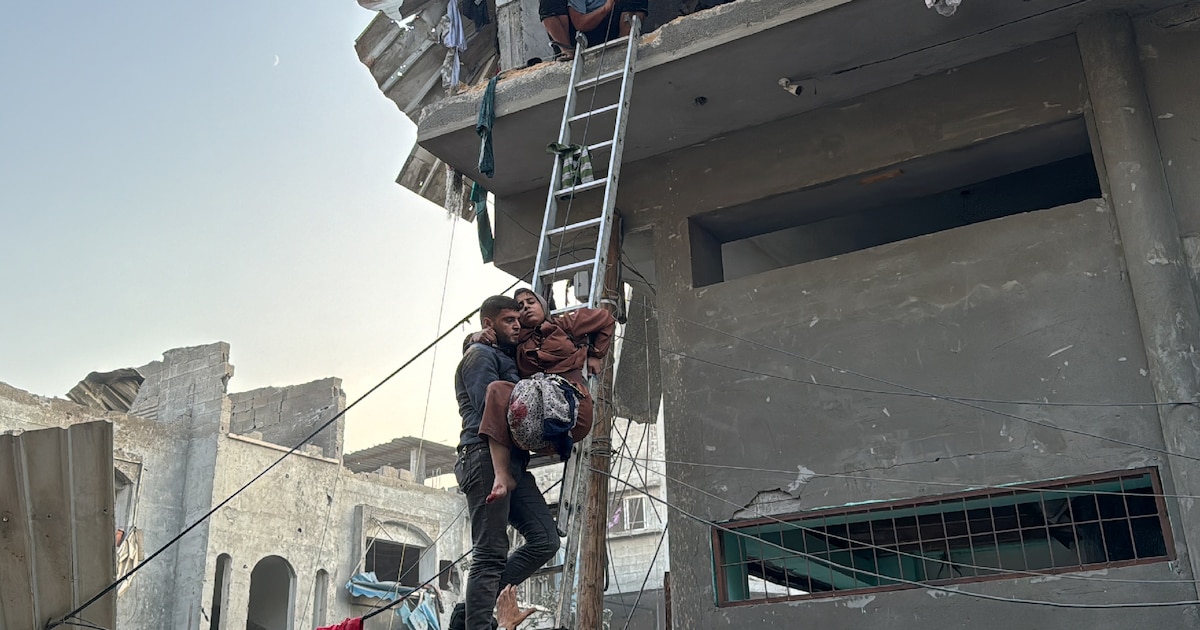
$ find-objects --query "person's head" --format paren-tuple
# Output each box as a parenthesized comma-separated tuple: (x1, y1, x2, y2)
(513, 288, 548, 328)
(480, 295, 521, 346)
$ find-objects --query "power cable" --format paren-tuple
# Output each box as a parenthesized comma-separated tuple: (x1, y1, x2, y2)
(621, 523, 668, 630)
(593, 467, 1200, 609)
(618, 451, 1200, 587)
(45, 276, 528, 629)
(415, 218, 459, 478)
(637, 456, 1200, 502)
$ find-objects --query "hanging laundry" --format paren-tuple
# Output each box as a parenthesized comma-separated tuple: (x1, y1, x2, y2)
(458, 0, 490, 31)
(316, 617, 363, 630)
(547, 143, 595, 190)
(477, 76, 498, 178)
(442, 1, 468, 87)
(398, 592, 441, 630)
(472, 182, 495, 263)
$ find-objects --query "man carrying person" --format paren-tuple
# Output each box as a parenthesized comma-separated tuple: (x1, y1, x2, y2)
(453, 295, 561, 630)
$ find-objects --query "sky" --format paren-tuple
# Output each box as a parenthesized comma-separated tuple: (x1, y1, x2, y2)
(0, 1, 515, 453)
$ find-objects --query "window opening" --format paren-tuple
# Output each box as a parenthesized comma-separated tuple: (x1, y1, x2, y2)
(365, 538, 424, 587)
(713, 468, 1171, 605)
(312, 570, 329, 627)
(247, 555, 296, 630)
(209, 554, 231, 630)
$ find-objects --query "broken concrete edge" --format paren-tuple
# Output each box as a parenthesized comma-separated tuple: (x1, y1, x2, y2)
(413, 0, 857, 143)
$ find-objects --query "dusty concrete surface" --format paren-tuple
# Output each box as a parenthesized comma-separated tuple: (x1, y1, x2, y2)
(0, 343, 470, 630)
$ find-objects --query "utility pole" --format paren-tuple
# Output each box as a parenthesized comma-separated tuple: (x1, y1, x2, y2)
(576, 213, 622, 629)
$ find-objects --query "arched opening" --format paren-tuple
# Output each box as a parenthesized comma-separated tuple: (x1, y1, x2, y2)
(247, 555, 295, 630)
(311, 570, 329, 627)
(210, 554, 232, 630)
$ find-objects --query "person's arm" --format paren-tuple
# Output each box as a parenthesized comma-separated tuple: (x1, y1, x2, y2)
(568, 0, 615, 33)
(561, 308, 617, 359)
(461, 345, 500, 417)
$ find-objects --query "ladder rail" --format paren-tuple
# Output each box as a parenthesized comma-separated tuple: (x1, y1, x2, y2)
(588, 15, 641, 308)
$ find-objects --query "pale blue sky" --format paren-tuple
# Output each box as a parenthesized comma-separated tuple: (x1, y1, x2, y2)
(0, 1, 513, 452)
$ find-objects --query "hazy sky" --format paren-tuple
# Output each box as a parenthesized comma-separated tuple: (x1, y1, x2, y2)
(0, 1, 515, 453)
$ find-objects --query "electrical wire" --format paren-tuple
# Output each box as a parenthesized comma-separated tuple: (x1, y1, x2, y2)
(621, 523, 668, 630)
(613, 451, 1200, 587)
(635, 456, 1200, 502)
(415, 218, 458, 479)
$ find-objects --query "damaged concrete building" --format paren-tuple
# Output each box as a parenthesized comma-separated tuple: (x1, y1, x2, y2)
(0, 343, 470, 630)
(356, 0, 1200, 626)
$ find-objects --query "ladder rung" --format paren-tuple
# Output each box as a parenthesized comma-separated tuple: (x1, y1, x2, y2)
(546, 217, 603, 237)
(555, 178, 607, 198)
(587, 139, 615, 153)
(569, 103, 619, 123)
(584, 35, 632, 55)
(551, 303, 589, 316)
(576, 70, 624, 91)
(539, 260, 594, 278)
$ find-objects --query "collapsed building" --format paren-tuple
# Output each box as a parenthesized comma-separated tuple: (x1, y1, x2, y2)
(0, 343, 469, 630)
(354, 0, 1200, 626)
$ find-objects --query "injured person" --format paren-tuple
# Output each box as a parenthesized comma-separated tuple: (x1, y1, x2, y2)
(468, 287, 617, 503)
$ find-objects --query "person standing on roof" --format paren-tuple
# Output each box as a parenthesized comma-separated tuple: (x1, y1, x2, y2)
(472, 287, 617, 502)
(453, 295, 560, 630)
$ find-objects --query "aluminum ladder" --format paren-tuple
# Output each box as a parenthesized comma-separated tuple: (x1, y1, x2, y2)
(530, 15, 642, 313)
(536, 17, 642, 629)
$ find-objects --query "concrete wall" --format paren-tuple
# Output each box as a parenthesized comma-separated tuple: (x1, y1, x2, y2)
(229, 378, 346, 459)
(606, 16, 1200, 629)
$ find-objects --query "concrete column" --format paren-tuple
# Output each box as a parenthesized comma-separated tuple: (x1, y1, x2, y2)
(410, 447, 427, 484)
(1079, 14, 1200, 587)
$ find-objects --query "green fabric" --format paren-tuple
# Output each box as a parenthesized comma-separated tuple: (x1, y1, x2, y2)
(472, 182, 494, 263)
(547, 142, 595, 190)
(477, 76, 498, 178)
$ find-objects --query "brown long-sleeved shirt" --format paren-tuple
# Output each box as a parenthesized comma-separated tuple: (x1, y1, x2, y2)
(515, 307, 616, 377)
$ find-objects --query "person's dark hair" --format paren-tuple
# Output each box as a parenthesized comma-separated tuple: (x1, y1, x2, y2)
(480, 295, 521, 321)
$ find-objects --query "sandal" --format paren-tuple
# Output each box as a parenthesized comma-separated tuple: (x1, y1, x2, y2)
(550, 41, 576, 62)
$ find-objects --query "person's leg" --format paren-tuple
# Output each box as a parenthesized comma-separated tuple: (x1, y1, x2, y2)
(501, 468, 561, 586)
(479, 380, 518, 502)
(539, 0, 573, 59)
(456, 446, 510, 629)
(616, 0, 648, 36)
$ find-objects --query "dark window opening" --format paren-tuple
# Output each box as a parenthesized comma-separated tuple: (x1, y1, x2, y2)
(691, 120, 1102, 286)
(713, 468, 1172, 605)
(366, 538, 424, 587)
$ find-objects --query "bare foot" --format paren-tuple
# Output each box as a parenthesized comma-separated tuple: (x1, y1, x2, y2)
(486, 471, 517, 504)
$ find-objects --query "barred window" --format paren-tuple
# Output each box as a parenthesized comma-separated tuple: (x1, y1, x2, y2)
(713, 468, 1172, 605)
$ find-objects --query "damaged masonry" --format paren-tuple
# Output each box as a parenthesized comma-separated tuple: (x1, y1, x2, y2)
(354, 0, 1200, 625)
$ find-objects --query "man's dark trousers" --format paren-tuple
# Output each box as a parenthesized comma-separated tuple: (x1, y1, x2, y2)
(455, 443, 559, 630)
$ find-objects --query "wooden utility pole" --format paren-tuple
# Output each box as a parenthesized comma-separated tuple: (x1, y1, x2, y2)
(576, 214, 622, 629)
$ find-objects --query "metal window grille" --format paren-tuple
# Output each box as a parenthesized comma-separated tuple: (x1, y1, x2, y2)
(713, 468, 1173, 605)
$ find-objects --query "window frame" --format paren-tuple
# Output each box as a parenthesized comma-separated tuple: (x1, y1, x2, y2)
(711, 467, 1175, 607)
